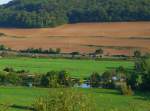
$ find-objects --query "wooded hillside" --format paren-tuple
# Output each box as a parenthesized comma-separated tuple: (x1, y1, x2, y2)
(0, 0, 150, 28)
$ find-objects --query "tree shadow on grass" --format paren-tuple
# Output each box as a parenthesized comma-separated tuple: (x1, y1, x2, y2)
(0, 104, 34, 111)
(94, 89, 121, 96)
(133, 91, 150, 101)
(106, 67, 133, 71)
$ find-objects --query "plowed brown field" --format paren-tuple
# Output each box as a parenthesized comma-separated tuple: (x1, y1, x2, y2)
(0, 22, 150, 55)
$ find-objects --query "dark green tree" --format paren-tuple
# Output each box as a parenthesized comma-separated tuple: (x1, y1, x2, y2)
(89, 72, 101, 88)
(0, 0, 149, 28)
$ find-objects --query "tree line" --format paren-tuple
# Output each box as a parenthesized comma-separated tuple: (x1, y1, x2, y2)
(20, 48, 61, 54)
(1, 57, 150, 111)
(0, 0, 149, 28)
(0, 56, 150, 91)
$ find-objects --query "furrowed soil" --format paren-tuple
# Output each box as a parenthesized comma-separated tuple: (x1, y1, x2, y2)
(0, 22, 150, 55)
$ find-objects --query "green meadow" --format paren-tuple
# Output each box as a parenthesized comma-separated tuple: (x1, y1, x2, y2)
(0, 57, 133, 77)
(0, 87, 150, 111)
(0, 57, 149, 111)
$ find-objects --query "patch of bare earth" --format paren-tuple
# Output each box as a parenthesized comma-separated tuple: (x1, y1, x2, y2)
(0, 22, 150, 55)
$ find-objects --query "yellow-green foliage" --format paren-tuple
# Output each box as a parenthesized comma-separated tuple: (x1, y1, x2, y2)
(120, 84, 134, 96)
(34, 88, 95, 111)
(0, 104, 10, 111)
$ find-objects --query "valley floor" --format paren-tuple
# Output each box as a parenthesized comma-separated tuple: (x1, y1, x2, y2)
(0, 57, 133, 78)
(0, 86, 150, 111)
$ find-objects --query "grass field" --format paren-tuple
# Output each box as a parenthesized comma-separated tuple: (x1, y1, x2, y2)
(0, 87, 150, 111)
(0, 87, 48, 111)
(0, 57, 133, 77)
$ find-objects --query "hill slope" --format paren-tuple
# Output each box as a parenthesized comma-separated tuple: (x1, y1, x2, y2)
(0, 0, 150, 28)
(0, 22, 150, 55)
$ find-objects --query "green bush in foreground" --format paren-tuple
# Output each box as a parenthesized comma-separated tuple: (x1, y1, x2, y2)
(33, 88, 95, 111)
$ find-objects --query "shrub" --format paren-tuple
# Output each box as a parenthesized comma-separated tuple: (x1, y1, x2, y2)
(89, 72, 101, 88)
(0, 71, 7, 85)
(0, 33, 6, 37)
(40, 71, 59, 88)
(101, 71, 115, 88)
(40, 71, 72, 88)
(16, 69, 29, 73)
(0, 104, 10, 111)
(33, 88, 95, 111)
(0, 71, 22, 86)
(56, 48, 61, 54)
(57, 70, 72, 87)
(3, 67, 14, 72)
(95, 48, 103, 55)
(6, 72, 22, 85)
(120, 83, 134, 96)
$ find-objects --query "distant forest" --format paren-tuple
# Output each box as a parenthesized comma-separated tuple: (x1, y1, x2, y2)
(0, 0, 150, 28)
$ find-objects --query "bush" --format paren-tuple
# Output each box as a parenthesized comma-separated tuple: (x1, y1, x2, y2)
(0, 71, 7, 85)
(89, 72, 101, 88)
(57, 70, 72, 87)
(16, 69, 29, 73)
(120, 83, 134, 96)
(33, 88, 95, 111)
(0, 104, 10, 111)
(6, 72, 22, 85)
(40, 71, 72, 88)
(0, 33, 6, 37)
(101, 71, 115, 88)
(0, 71, 22, 86)
(0, 44, 11, 51)
(3, 67, 14, 72)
